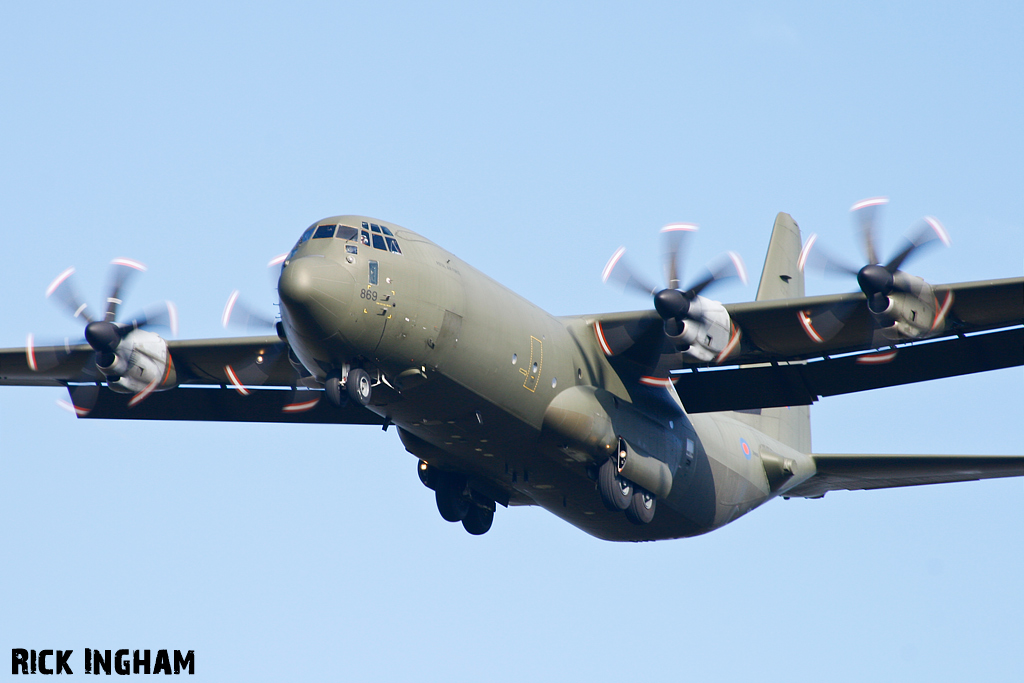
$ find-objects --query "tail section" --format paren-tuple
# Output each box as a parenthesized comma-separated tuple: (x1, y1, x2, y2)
(730, 212, 812, 453)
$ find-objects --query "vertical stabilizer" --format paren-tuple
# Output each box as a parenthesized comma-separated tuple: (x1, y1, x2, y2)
(731, 213, 812, 453)
(756, 212, 805, 301)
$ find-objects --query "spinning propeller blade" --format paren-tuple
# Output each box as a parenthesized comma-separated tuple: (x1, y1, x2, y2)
(799, 198, 951, 342)
(603, 223, 746, 362)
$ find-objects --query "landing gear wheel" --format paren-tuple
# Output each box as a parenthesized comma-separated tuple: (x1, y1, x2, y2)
(598, 458, 632, 511)
(625, 488, 656, 525)
(346, 368, 372, 406)
(435, 476, 470, 522)
(325, 370, 346, 407)
(462, 504, 494, 535)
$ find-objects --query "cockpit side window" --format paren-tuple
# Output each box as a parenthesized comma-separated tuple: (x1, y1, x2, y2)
(313, 224, 336, 239)
(360, 220, 400, 252)
(287, 226, 317, 261)
(336, 225, 358, 241)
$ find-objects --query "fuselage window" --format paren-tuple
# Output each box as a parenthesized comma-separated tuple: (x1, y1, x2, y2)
(360, 230, 370, 246)
(372, 233, 387, 251)
(368, 260, 379, 285)
(370, 223, 382, 234)
(386, 237, 402, 254)
(313, 224, 336, 239)
(336, 225, 358, 241)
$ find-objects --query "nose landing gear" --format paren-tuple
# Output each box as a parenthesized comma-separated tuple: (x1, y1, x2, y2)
(325, 366, 373, 407)
(346, 368, 372, 405)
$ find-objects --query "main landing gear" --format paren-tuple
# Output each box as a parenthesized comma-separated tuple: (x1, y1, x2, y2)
(325, 367, 373, 407)
(418, 461, 495, 535)
(598, 458, 656, 525)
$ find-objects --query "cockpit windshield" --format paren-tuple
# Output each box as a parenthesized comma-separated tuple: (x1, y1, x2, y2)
(289, 219, 404, 260)
(313, 224, 336, 239)
(336, 225, 358, 241)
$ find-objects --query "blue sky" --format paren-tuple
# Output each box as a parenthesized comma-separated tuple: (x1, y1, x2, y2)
(1, 2, 1021, 681)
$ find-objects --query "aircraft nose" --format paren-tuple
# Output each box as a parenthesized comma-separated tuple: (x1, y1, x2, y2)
(278, 256, 354, 340)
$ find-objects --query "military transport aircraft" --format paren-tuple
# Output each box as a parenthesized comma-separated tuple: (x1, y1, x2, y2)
(1, 204, 1022, 540)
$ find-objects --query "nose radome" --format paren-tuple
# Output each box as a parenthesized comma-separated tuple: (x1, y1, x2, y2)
(278, 256, 317, 308)
(278, 256, 354, 339)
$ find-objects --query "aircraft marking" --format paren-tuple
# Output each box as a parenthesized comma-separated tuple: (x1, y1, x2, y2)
(931, 291, 954, 331)
(224, 365, 250, 395)
(520, 336, 543, 392)
(856, 350, 899, 364)
(593, 321, 613, 355)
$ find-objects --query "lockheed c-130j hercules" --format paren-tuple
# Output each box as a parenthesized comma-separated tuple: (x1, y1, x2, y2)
(1, 201, 1022, 541)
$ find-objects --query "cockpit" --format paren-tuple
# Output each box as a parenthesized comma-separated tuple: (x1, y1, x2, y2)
(287, 219, 403, 262)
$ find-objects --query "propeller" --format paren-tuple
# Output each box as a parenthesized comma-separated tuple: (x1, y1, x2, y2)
(221, 253, 287, 332)
(603, 223, 747, 356)
(220, 253, 297, 397)
(29, 258, 178, 388)
(798, 197, 951, 340)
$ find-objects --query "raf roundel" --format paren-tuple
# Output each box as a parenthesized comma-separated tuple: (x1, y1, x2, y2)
(740, 439, 751, 460)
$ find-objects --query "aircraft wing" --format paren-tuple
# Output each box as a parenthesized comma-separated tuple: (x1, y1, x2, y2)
(0, 335, 298, 387)
(671, 325, 1022, 413)
(0, 335, 382, 425)
(585, 277, 1024, 413)
(69, 384, 384, 425)
(783, 453, 1024, 499)
(725, 277, 1023, 361)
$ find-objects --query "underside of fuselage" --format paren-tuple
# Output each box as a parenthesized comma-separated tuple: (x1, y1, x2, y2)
(377, 368, 721, 541)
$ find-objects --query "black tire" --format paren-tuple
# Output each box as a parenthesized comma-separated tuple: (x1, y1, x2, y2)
(325, 370, 346, 407)
(435, 476, 469, 523)
(598, 458, 632, 511)
(625, 488, 656, 525)
(462, 504, 494, 535)
(347, 368, 372, 406)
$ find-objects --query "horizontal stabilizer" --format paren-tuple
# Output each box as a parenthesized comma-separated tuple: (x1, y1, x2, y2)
(783, 452, 1024, 499)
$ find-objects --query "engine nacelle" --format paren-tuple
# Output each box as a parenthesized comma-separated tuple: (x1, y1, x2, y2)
(665, 295, 734, 362)
(96, 329, 178, 394)
(871, 273, 941, 340)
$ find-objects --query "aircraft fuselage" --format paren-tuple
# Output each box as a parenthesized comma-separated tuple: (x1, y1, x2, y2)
(277, 216, 815, 541)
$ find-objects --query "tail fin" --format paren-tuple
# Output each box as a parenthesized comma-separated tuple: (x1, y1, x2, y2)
(731, 212, 812, 453)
